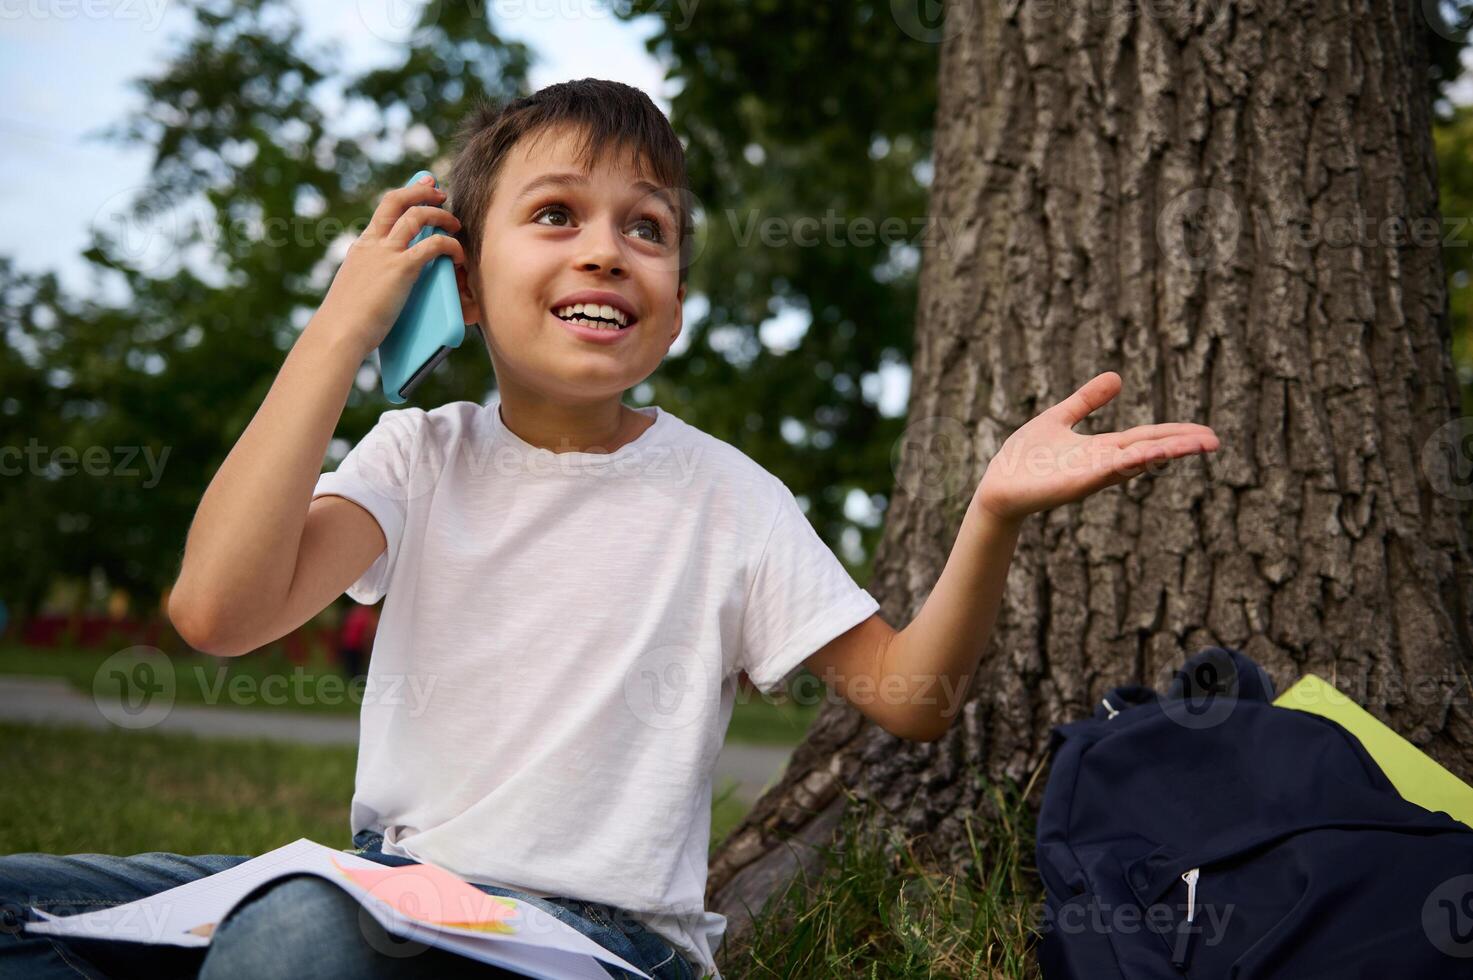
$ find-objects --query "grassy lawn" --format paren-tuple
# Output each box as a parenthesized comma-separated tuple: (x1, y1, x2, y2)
(2, 648, 1047, 974)
(1, 721, 754, 859)
(727, 784, 1042, 979)
(3, 720, 1041, 976)
(2, 721, 355, 856)
(0, 643, 821, 747)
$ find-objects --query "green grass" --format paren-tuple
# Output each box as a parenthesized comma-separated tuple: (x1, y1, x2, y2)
(727, 781, 1044, 979)
(0, 721, 755, 858)
(1, 721, 358, 855)
(726, 688, 819, 746)
(0, 643, 822, 747)
(4, 719, 1043, 976)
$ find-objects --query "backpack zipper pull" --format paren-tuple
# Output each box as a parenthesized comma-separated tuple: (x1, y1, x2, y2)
(1171, 868, 1201, 971)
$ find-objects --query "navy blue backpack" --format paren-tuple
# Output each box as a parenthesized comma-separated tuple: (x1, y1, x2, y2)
(1034, 646, 1473, 978)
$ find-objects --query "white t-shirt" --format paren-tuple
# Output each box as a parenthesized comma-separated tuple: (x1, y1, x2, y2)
(310, 395, 880, 979)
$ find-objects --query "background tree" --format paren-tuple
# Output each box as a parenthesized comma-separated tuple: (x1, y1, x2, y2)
(0, 0, 529, 620)
(693, 0, 1473, 962)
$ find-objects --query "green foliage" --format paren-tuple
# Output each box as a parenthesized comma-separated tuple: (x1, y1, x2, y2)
(1429, 2, 1473, 120)
(0, 0, 528, 615)
(1434, 102, 1473, 416)
(616, 2, 939, 584)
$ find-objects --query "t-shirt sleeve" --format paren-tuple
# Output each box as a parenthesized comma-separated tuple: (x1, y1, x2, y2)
(737, 478, 882, 695)
(311, 408, 425, 605)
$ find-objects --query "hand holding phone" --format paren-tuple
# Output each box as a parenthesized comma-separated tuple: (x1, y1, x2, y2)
(311, 172, 466, 393)
(376, 171, 468, 403)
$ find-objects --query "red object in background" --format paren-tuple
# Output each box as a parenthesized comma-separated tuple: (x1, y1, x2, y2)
(20, 615, 161, 649)
(281, 629, 307, 665)
(340, 605, 378, 651)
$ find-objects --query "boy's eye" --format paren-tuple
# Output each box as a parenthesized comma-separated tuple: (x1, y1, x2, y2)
(532, 202, 670, 245)
(631, 216, 668, 244)
(533, 204, 572, 227)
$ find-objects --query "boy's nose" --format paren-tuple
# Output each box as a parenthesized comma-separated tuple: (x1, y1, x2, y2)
(574, 222, 629, 278)
(578, 257, 627, 278)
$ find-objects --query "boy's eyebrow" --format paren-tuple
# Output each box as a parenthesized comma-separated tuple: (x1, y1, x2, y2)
(514, 171, 676, 214)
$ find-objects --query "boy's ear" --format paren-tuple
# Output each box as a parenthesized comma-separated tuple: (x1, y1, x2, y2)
(456, 262, 481, 327)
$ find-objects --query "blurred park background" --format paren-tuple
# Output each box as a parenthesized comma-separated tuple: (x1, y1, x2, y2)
(0, 0, 942, 865)
(1, 0, 1471, 952)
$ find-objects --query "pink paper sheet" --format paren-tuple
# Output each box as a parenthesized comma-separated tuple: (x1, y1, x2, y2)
(330, 856, 521, 932)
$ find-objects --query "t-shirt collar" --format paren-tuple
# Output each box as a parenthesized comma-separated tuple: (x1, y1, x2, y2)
(485, 396, 670, 467)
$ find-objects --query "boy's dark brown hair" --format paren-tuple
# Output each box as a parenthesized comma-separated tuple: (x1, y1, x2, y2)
(447, 78, 693, 295)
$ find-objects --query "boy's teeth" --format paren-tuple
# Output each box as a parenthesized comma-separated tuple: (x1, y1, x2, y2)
(555, 303, 629, 326)
(567, 317, 621, 331)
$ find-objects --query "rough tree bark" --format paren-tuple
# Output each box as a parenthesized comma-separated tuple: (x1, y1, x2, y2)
(708, 0, 1473, 957)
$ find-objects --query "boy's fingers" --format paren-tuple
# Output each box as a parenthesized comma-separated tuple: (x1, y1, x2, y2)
(365, 182, 446, 240)
(1048, 371, 1122, 428)
(1114, 435, 1215, 475)
(1114, 422, 1217, 450)
(387, 205, 462, 250)
(406, 231, 466, 269)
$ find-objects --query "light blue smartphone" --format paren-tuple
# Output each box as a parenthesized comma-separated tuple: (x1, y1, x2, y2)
(376, 170, 466, 404)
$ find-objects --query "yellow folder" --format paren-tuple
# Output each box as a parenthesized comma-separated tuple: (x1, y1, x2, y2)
(1274, 673, 1473, 829)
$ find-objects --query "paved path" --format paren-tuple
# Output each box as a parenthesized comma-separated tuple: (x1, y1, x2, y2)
(0, 675, 792, 804)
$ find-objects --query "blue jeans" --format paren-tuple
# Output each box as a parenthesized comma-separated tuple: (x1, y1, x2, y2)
(0, 829, 699, 980)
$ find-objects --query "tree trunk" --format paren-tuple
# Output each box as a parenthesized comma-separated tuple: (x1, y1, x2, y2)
(708, 0, 1473, 955)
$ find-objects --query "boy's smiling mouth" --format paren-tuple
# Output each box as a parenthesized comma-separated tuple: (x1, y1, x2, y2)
(549, 290, 640, 332)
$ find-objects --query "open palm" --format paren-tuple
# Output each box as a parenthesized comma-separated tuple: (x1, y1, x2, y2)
(974, 372, 1220, 525)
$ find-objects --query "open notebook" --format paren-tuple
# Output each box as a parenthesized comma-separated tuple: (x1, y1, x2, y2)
(24, 838, 650, 980)
(1274, 673, 1473, 829)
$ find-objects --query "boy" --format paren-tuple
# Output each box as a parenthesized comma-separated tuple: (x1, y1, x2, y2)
(0, 78, 1217, 980)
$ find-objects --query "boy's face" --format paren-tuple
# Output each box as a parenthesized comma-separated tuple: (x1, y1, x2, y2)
(456, 123, 686, 403)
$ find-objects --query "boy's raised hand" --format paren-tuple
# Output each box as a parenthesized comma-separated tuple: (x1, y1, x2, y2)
(972, 371, 1219, 526)
(314, 174, 467, 357)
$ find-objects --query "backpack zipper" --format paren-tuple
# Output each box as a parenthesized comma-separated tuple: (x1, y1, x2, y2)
(1170, 867, 1200, 970)
(1131, 819, 1466, 975)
